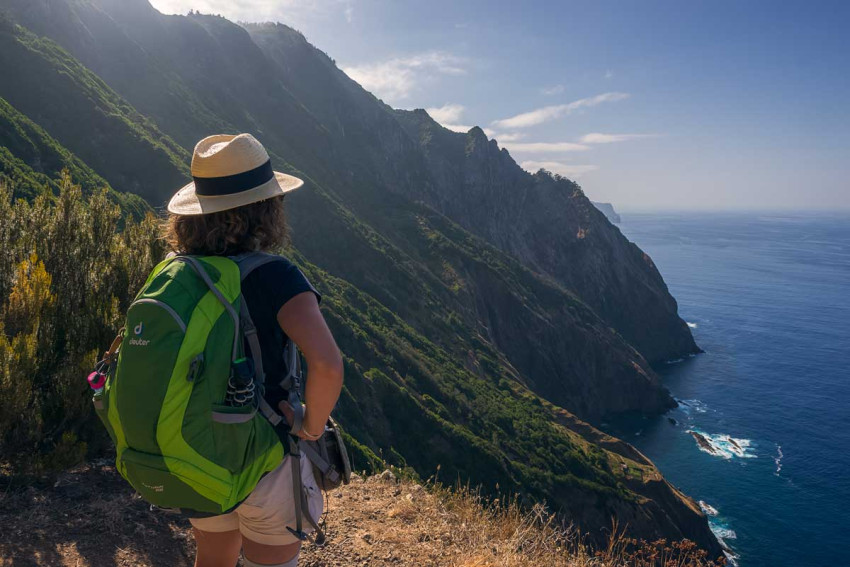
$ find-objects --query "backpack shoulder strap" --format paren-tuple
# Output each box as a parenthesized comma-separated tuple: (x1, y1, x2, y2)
(230, 251, 305, 436)
(229, 252, 272, 387)
(231, 251, 284, 281)
(231, 251, 302, 387)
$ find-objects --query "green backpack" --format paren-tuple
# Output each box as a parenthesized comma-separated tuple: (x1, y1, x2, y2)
(91, 253, 303, 513)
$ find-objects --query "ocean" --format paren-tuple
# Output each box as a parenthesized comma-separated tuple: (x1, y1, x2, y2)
(602, 212, 849, 567)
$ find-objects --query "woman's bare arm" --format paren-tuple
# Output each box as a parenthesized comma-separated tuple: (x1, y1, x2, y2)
(276, 290, 343, 438)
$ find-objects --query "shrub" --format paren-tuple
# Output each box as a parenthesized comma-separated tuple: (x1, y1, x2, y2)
(0, 172, 161, 474)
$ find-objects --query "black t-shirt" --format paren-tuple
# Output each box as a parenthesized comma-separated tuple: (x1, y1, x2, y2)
(241, 257, 321, 409)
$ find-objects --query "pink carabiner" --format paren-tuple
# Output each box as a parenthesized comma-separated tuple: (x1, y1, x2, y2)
(87, 371, 107, 390)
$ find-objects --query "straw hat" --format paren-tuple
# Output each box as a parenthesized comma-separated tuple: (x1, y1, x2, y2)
(167, 133, 303, 215)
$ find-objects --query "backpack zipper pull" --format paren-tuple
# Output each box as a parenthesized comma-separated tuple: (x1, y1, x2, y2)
(187, 354, 204, 382)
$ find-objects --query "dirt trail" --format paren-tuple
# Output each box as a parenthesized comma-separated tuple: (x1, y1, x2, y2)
(0, 464, 473, 567)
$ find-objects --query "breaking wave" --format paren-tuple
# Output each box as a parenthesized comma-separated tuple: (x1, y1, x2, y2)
(676, 398, 709, 414)
(712, 525, 738, 540)
(687, 321, 698, 328)
(698, 500, 719, 516)
(686, 429, 756, 460)
(774, 444, 784, 474)
(723, 549, 741, 567)
(699, 501, 739, 564)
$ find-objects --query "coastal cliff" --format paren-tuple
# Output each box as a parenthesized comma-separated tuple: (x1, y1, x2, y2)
(393, 112, 699, 364)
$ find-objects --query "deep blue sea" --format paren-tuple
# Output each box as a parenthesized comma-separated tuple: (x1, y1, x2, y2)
(602, 212, 849, 567)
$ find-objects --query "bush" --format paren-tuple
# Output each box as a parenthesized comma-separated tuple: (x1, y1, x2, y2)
(0, 172, 161, 474)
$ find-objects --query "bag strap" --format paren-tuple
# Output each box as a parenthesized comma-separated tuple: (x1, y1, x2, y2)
(301, 441, 340, 484)
(231, 251, 283, 280)
(287, 436, 326, 544)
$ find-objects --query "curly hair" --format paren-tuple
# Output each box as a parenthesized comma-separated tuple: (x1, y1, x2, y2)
(163, 196, 289, 256)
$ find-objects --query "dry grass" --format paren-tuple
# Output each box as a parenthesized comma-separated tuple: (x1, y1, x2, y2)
(303, 472, 726, 567)
(420, 480, 724, 567)
(0, 463, 725, 567)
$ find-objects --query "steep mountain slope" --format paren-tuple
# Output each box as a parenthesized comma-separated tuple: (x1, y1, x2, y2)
(1, 0, 334, 202)
(0, 97, 107, 199)
(303, 255, 712, 549)
(396, 112, 697, 363)
(0, 96, 148, 215)
(0, 0, 720, 553)
(5, 3, 697, 368)
(0, 13, 188, 202)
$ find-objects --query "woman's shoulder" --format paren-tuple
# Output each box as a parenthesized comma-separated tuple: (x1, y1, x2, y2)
(242, 254, 320, 305)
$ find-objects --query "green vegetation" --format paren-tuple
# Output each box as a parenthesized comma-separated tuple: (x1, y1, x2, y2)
(0, 174, 161, 473)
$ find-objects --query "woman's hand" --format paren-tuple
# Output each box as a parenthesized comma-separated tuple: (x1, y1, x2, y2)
(278, 401, 324, 440)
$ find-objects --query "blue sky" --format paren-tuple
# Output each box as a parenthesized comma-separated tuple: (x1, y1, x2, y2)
(149, 0, 850, 210)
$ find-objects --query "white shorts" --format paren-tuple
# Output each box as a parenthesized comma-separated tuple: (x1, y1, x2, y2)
(190, 455, 324, 546)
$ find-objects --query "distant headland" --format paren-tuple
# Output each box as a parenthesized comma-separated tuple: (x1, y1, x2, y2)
(592, 201, 621, 223)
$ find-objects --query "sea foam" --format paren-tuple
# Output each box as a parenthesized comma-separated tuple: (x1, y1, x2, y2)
(699, 500, 739, 564)
(676, 398, 709, 414)
(686, 429, 756, 460)
(698, 500, 719, 516)
(708, 516, 740, 565)
(712, 526, 738, 540)
(774, 444, 784, 474)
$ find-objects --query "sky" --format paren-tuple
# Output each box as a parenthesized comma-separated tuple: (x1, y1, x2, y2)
(148, 0, 850, 211)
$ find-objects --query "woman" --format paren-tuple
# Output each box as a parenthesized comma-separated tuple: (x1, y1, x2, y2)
(165, 133, 344, 567)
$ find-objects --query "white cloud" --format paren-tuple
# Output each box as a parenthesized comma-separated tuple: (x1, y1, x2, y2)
(541, 84, 565, 96)
(424, 104, 476, 133)
(492, 92, 630, 129)
(425, 103, 466, 124)
(482, 128, 497, 138)
(501, 142, 590, 153)
(492, 132, 525, 142)
(343, 51, 467, 102)
(443, 124, 474, 133)
(579, 133, 657, 144)
(520, 161, 599, 178)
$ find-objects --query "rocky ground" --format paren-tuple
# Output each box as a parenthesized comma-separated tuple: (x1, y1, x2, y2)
(0, 463, 723, 567)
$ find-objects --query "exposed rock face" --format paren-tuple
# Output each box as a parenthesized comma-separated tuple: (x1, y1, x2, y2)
(592, 201, 621, 223)
(393, 114, 699, 363)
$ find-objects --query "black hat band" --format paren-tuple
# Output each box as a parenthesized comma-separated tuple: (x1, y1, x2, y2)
(193, 159, 274, 196)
